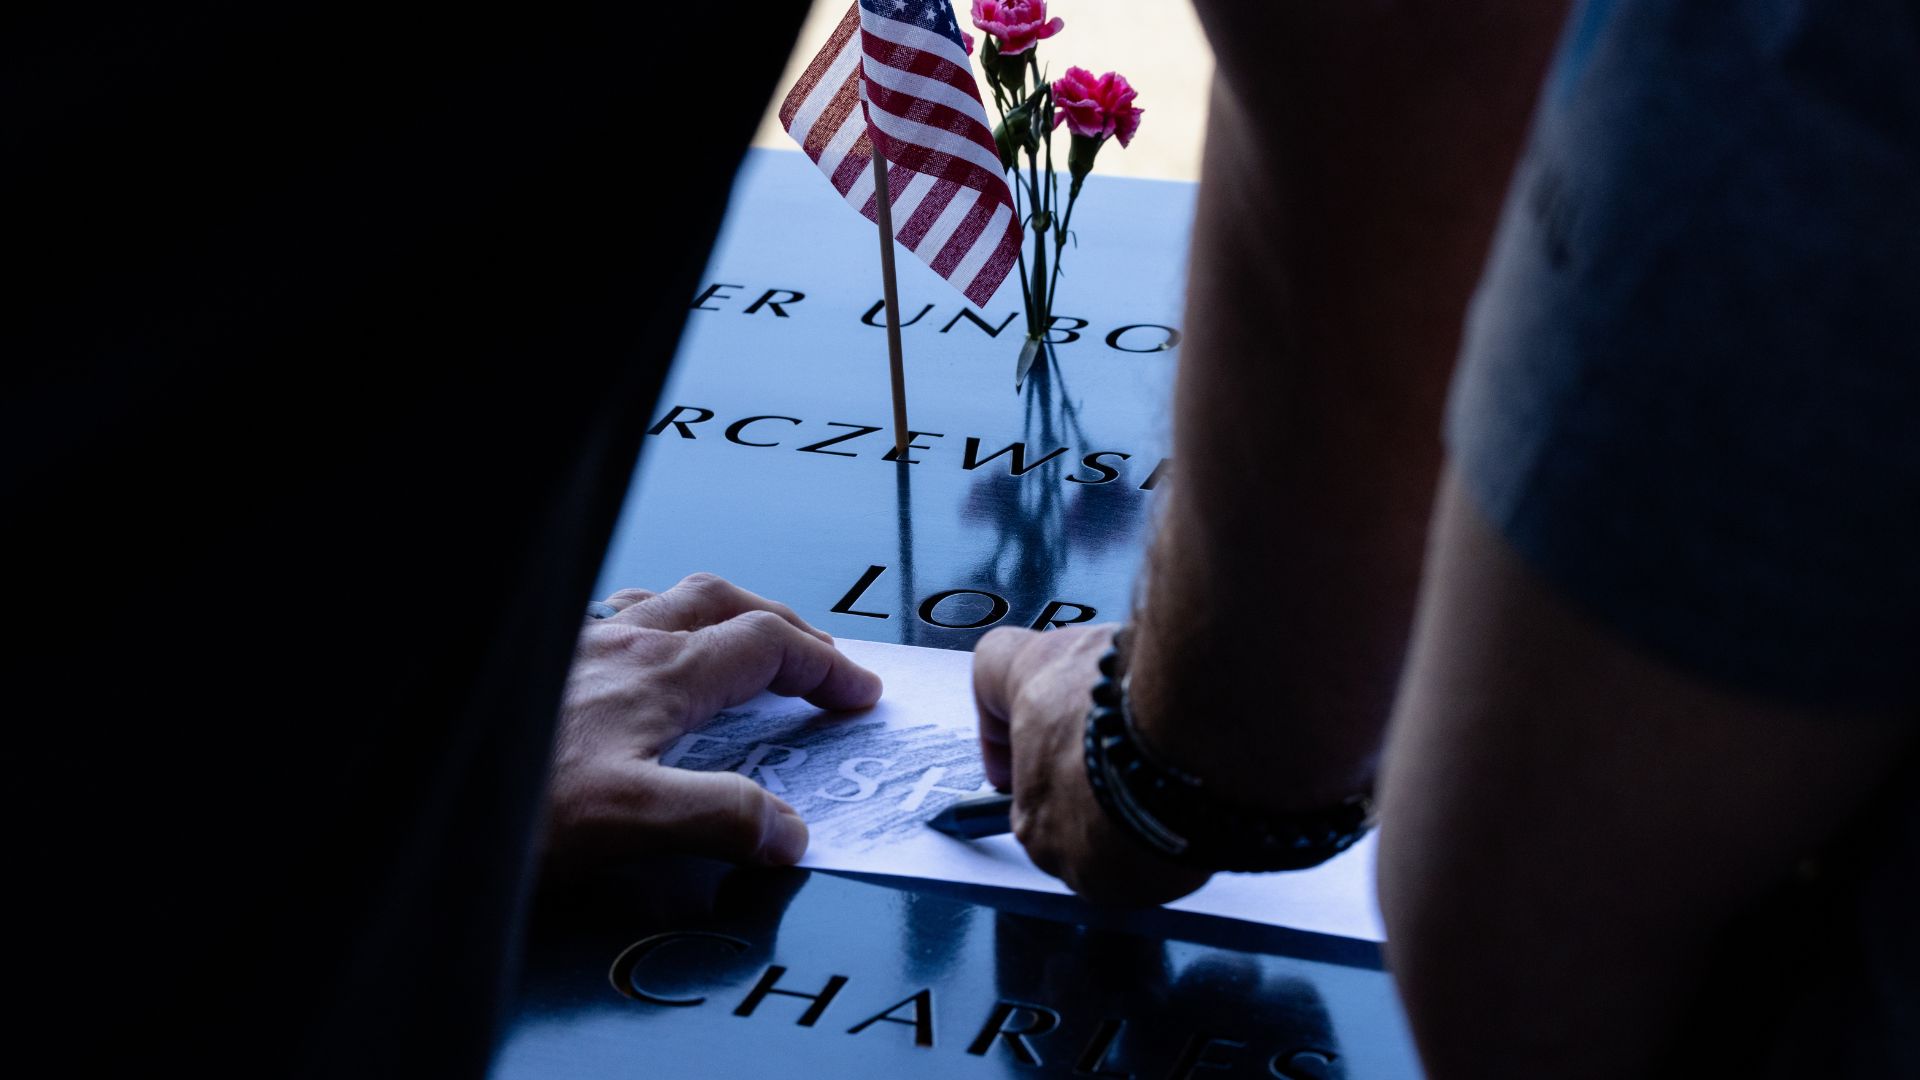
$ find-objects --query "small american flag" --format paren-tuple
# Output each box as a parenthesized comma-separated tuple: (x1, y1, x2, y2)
(780, 0, 1021, 308)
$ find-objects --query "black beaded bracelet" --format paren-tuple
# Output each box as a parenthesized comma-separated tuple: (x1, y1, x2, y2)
(1082, 632, 1375, 873)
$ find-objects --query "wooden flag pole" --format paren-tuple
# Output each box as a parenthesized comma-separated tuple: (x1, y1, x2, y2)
(870, 150, 910, 453)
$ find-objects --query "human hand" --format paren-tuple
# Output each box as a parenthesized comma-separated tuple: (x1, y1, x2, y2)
(972, 623, 1212, 905)
(545, 573, 882, 873)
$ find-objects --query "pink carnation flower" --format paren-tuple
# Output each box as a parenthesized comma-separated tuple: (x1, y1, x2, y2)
(970, 0, 1064, 56)
(961, 29, 975, 56)
(1051, 67, 1143, 147)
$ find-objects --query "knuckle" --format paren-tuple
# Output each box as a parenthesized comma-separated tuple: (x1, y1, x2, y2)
(588, 624, 643, 653)
(604, 625, 666, 659)
(678, 571, 728, 598)
(1011, 818, 1034, 850)
(607, 588, 654, 604)
(1010, 803, 1039, 849)
(1010, 682, 1052, 725)
(735, 609, 792, 639)
(1008, 692, 1072, 753)
(647, 679, 696, 726)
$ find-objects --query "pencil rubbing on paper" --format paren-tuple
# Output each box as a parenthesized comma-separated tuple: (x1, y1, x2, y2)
(660, 706, 994, 852)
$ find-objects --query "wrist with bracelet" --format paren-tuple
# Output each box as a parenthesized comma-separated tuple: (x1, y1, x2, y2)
(1082, 625, 1375, 873)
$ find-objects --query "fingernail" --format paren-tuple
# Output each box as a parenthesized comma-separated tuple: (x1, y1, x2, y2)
(764, 807, 809, 865)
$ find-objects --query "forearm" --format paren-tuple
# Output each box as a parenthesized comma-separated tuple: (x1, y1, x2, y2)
(1130, 3, 1568, 810)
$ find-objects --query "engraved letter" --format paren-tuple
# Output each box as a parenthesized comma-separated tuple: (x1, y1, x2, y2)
(608, 931, 750, 1007)
(831, 564, 890, 620)
(961, 438, 1070, 476)
(847, 988, 936, 1048)
(724, 415, 803, 447)
(862, 299, 933, 327)
(966, 1000, 1061, 1066)
(1171, 1035, 1246, 1078)
(648, 405, 715, 439)
(1074, 1018, 1133, 1078)
(918, 588, 1010, 630)
(941, 308, 1019, 337)
(882, 431, 944, 464)
(1139, 458, 1171, 491)
(733, 966, 848, 1026)
(743, 288, 804, 317)
(1067, 450, 1131, 485)
(1044, 315, 1087, 345)
(691, 283, 742, 311)
(1269, 1048, 1339, 1080)
(1031, 600, 1097, 631)
(797, 422, 883, 458)
(1104, 323, 1182, 353)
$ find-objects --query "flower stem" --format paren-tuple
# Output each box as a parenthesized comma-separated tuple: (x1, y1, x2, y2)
(1037, 214, 1055, 326)
(1038, 74, 1060, 319)
(984, 55, 1037, 335)
(1012, 204, 1036, 336)
(1046, 184, 1078, 320)
(1022, 109, 1048, 337)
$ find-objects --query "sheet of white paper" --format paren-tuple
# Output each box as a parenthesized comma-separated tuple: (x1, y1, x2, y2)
(658, 637, 1386, 942)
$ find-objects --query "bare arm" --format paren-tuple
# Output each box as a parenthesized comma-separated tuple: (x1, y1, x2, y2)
(1382, 476, 1917, 1076)
(974, 1, 1569, 897)
(1132, 1, 1570, 809)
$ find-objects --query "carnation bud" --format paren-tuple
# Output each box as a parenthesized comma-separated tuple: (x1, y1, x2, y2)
(1067, 132, 1103, 194)
(991, 49, 1028, 98)
(994, 100, 1040, 169)
(992, 117, 1019, 171)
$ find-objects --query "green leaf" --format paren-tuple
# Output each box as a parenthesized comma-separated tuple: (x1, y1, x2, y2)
(992, 119, 1019, 171)
(1015, 336, 1043, 391)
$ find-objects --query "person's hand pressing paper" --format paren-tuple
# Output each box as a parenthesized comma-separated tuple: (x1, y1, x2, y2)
(545, 573, 883, 873)
(972, 623, 1211, 905)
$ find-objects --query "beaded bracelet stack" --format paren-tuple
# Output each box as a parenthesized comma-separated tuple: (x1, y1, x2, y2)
(1082, 632, 1375, 873)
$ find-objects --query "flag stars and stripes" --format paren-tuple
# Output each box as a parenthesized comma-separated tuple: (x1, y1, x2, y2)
(784, 1, 1020, 307)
